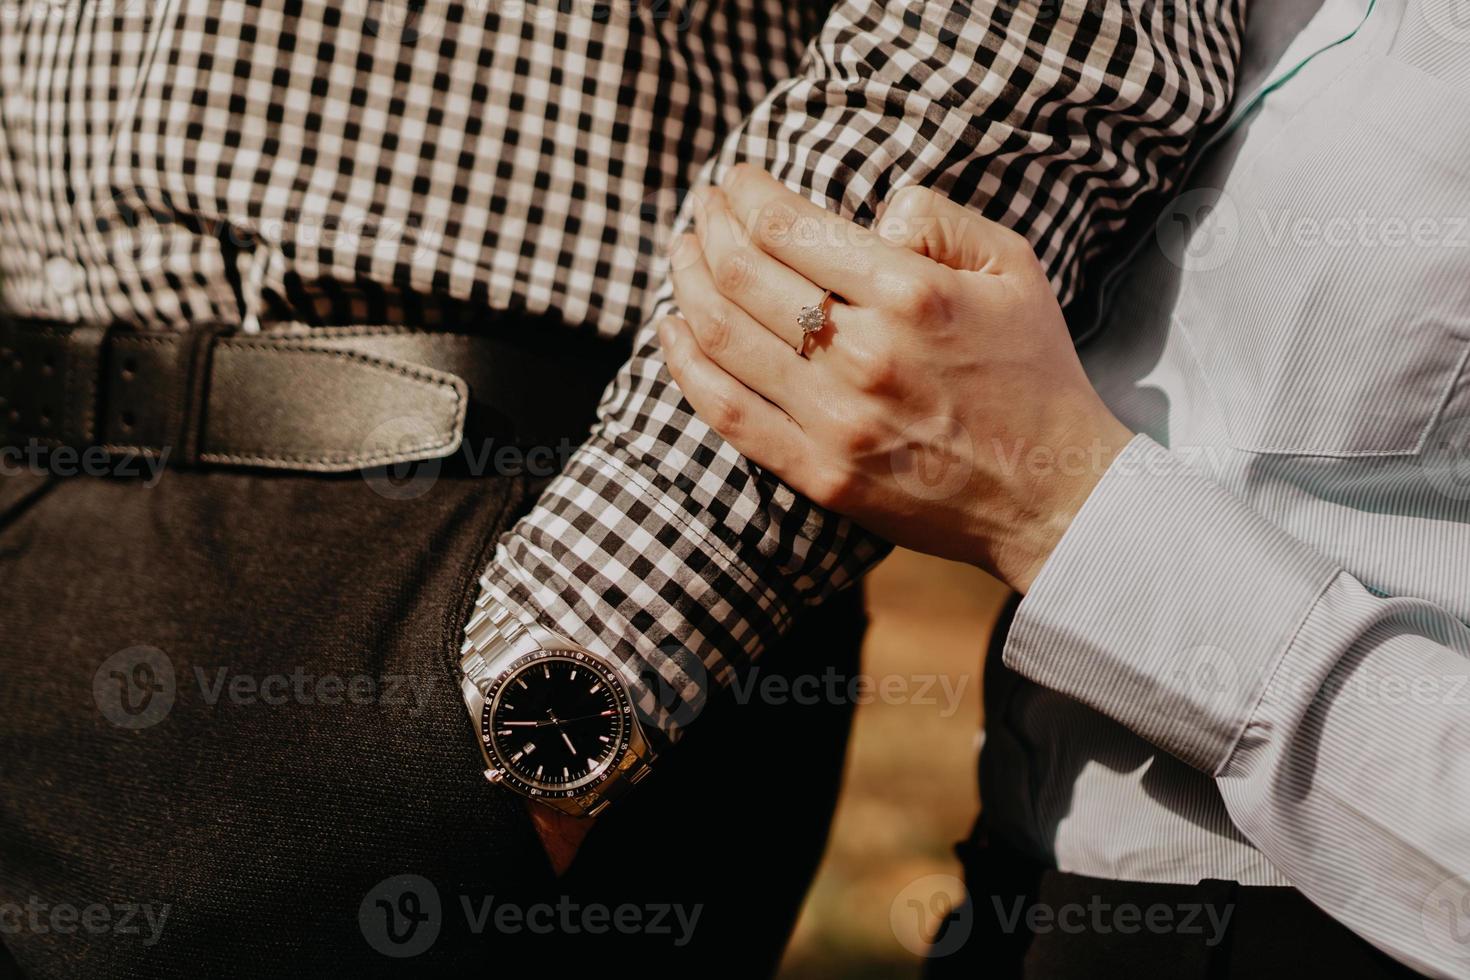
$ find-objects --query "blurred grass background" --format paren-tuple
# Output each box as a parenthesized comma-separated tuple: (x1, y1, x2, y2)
(778, 550, 1010, 979)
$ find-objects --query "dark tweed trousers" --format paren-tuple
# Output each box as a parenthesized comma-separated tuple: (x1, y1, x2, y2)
(0, 345, 862, 978)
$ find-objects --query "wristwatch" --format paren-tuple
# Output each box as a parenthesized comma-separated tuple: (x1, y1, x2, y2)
(459, 603, 654, 817)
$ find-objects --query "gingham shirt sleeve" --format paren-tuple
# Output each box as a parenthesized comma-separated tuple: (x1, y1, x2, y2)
(474, 0, 1246, 741)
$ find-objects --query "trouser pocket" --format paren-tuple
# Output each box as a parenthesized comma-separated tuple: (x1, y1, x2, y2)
(0, 468, 556, 978)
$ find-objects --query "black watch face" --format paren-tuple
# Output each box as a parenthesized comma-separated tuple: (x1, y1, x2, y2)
(482, 651, 632, 798)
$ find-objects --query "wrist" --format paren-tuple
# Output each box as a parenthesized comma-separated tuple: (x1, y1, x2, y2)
(993, 409, 1134, 594)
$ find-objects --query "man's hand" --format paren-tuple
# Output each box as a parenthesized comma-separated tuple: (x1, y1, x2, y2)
(529, 803, 593, 877)
(660, 167, 1134, 592)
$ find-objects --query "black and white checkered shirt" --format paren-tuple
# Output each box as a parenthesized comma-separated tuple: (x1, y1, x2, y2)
(0, 0, 1242, 735)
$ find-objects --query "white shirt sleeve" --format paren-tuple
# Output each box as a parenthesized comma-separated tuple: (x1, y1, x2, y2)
(1004, 433, 1470, 979)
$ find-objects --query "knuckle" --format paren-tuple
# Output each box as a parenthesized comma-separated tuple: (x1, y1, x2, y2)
(886, 184, 935, 222)
(726, 162, 756, 191)
(878, 187, 933, 245)
(847, 340, 900, 394)
(755, 200, 800, 247)
(1001, 242, 1049, 294)
(1022, 248, 1050, 284)
(664, 342, 690, 379)
(1000, 225, 1038, 263)
(714, 248, 759, 295)
(890, 272, 950, 322)
(706, 393, 744, 436)
(834, 411, 882, 457)
(699, 302, 735, 356)
(664, 329, 692, 371)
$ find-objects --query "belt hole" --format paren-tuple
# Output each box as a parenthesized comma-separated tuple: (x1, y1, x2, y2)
(121, 411, 136, 431)
(41, 354, 54, 377)
(121, 358, 137, 381)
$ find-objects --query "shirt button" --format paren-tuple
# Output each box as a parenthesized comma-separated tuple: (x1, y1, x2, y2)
(46, 256, 82, 297)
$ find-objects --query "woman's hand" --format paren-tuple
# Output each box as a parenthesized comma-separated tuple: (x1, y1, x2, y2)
(660, 166, 1134, 593)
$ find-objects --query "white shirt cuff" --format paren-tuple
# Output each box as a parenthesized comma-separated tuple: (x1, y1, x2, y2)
(1002, 434, 1341, 773)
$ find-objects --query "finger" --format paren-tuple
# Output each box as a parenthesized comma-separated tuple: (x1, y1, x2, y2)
(695, 185, 850, 354)
(658, 316, 816, 477)
(875, 185, 1039, 276)
(668, 234, 813, 408)
(721, 164, 927, 308)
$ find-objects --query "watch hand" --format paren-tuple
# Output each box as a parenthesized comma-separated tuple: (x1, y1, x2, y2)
(529, 710, 618, 729)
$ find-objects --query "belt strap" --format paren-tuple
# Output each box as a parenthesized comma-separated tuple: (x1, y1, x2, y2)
(0, 322, 482, 472)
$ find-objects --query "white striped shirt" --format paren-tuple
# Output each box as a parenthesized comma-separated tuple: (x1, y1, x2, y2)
(988, 2, 1470, 975)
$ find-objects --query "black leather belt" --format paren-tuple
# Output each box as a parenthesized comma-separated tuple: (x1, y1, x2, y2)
(0, 318, 625, 472)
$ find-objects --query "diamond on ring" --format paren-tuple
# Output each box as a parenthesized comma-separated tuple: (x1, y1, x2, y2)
(795, 290, 832, 354)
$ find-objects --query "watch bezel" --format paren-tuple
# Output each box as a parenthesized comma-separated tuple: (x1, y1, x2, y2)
(479, 647, 635, 800)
